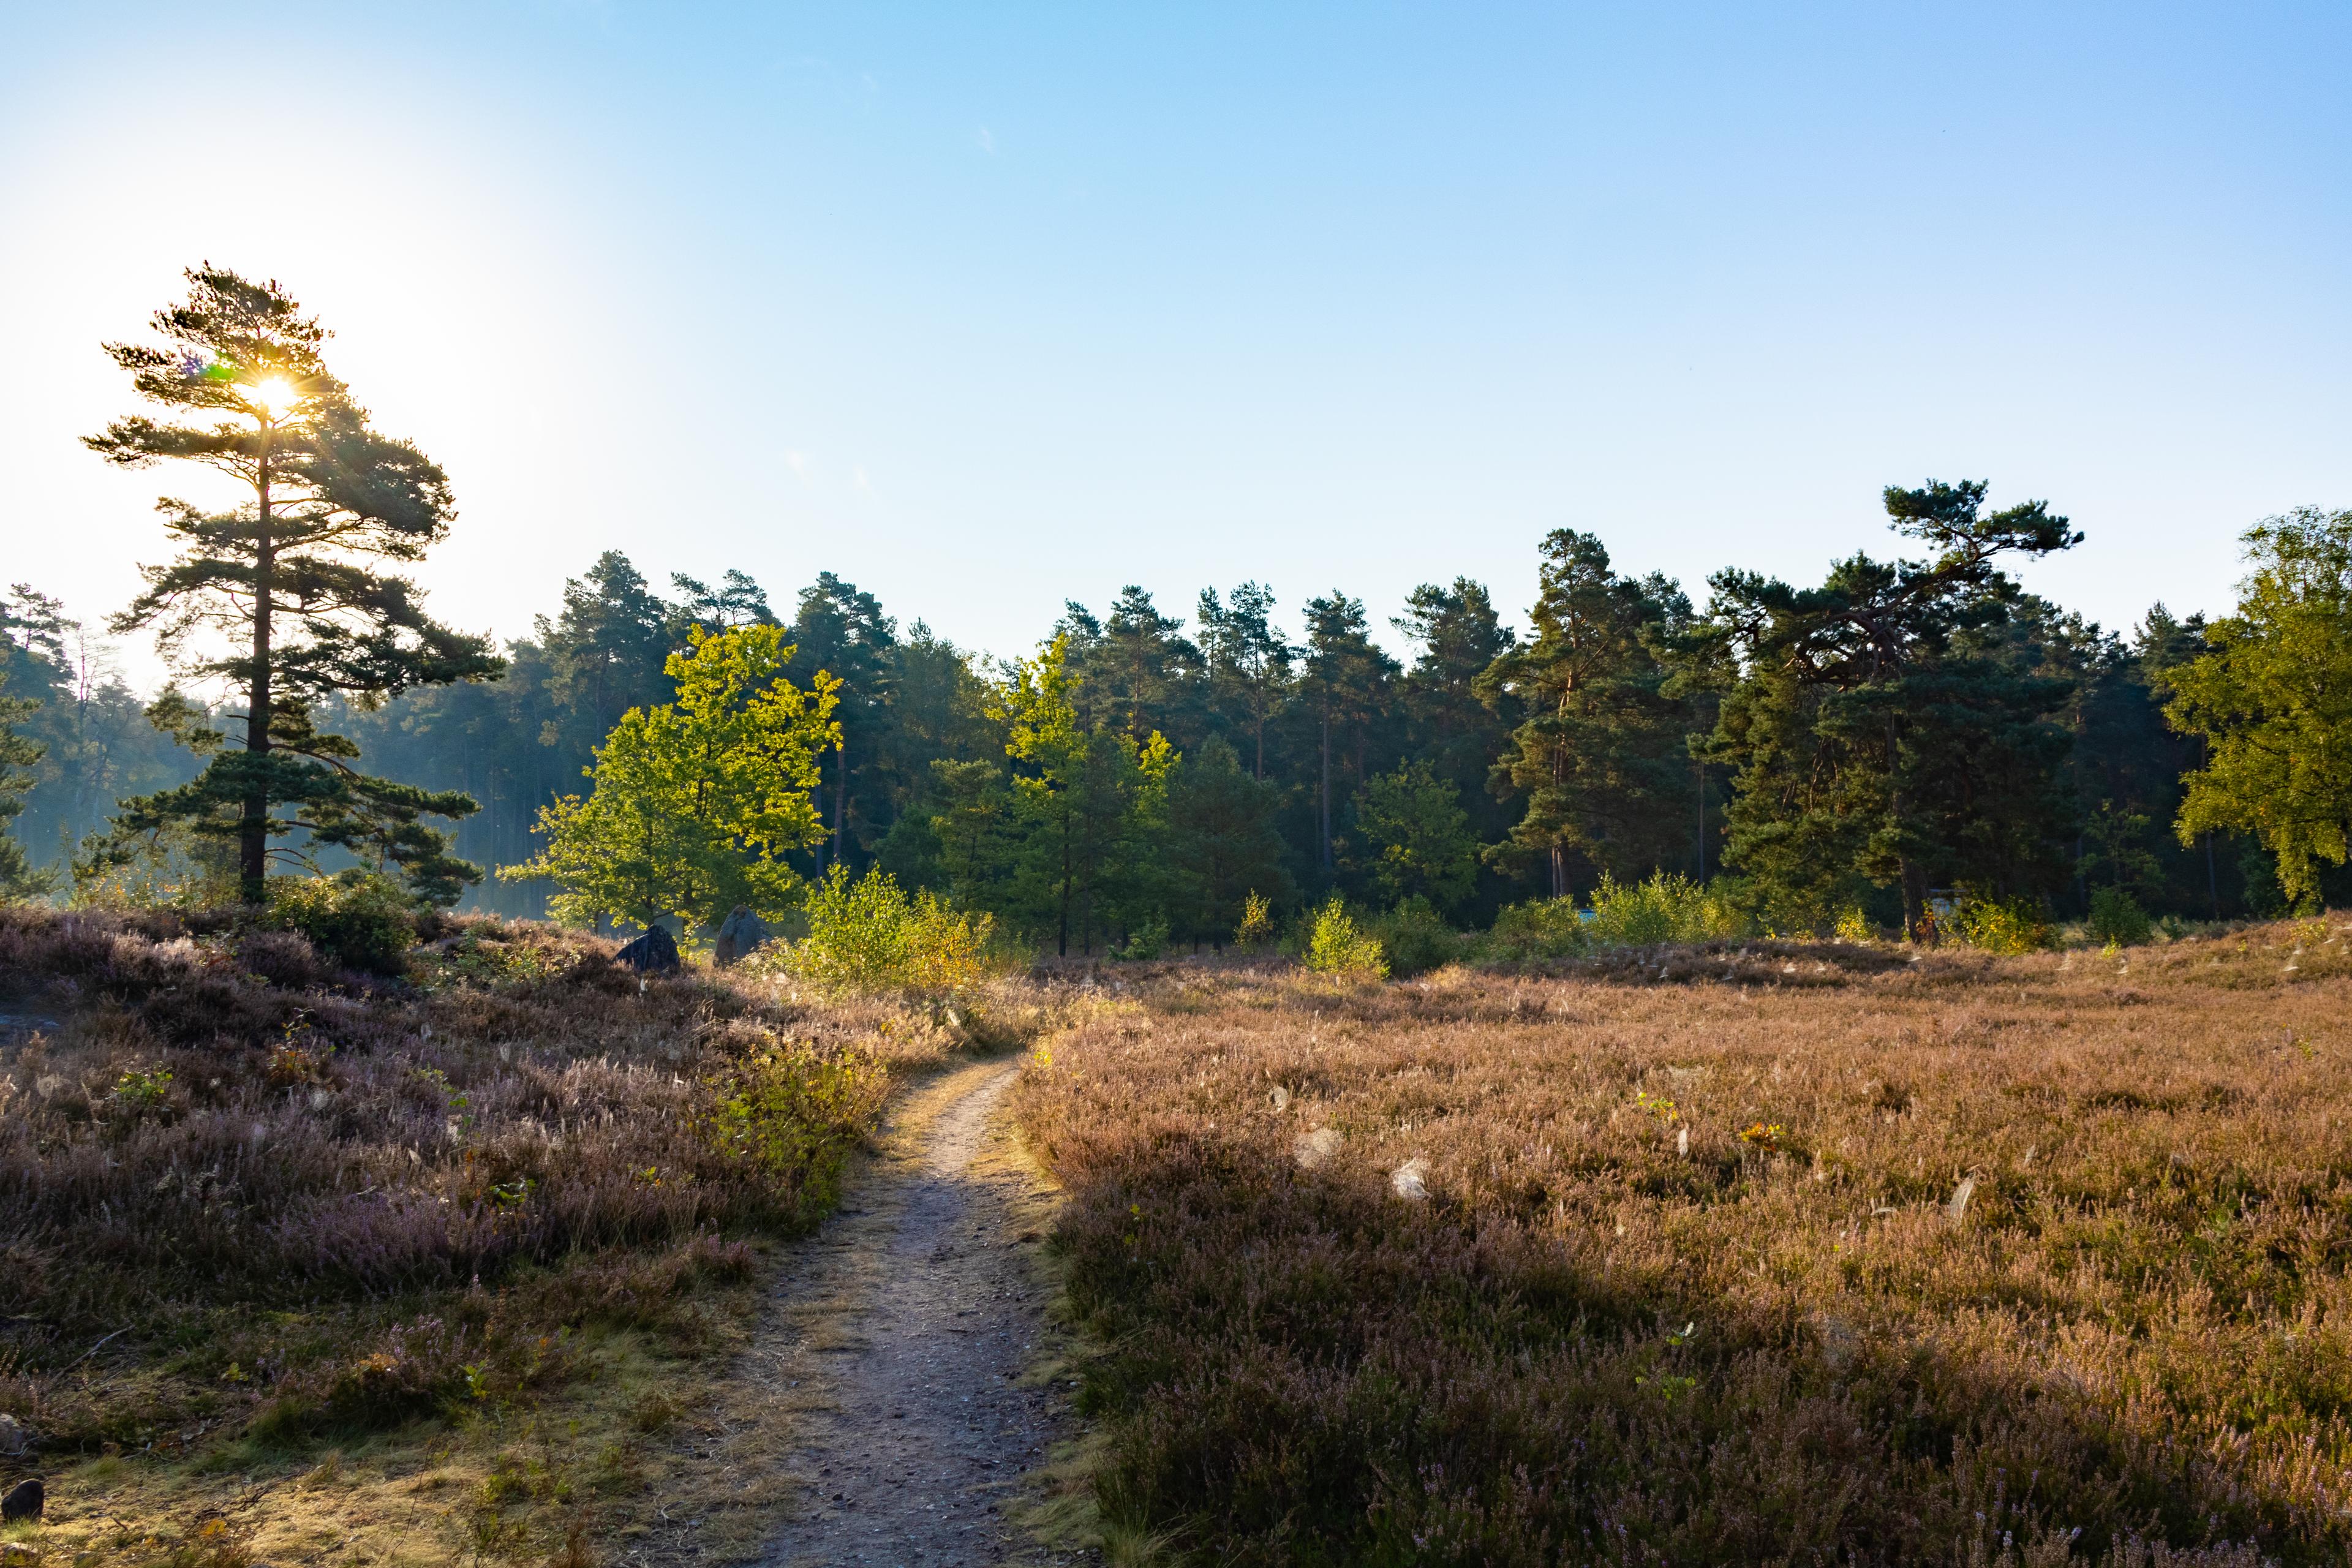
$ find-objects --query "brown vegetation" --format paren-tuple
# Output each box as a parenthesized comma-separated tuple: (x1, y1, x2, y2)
(1016, 921, 2352, 1566)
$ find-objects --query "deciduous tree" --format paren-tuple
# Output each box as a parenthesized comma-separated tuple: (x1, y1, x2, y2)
(2166, 507, 2352, 911)
(502, 624, 838, 929)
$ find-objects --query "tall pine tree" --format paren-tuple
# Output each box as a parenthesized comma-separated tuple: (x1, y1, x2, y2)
(85, 266, 502, 903)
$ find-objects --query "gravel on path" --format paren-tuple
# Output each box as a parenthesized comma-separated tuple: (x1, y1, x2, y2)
(761, 1058, 1088, 1568)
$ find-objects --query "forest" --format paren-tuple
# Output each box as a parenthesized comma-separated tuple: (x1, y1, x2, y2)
(0, 504, 2329, 949)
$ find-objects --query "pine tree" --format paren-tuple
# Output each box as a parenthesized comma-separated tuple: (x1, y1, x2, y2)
(1300, 591, 1398, 878)
(1166, 734, 1293, 946)
(83, 266, 502, 904)
(0, 666, 50, 900)
(788, 573, 897, 867)
(1691, 480, 2080, 935)
(1480, 533, 1692, 898)
(1196, 582, 1293, 778)
(1069, 587, 1202, 742)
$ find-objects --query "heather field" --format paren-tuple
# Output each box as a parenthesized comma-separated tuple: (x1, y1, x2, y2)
(1017, 921, 2352, 1567)
(0, 906, 998, 1564)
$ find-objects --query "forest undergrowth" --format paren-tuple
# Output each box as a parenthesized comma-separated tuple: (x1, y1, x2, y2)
(1017, 919, 2352, 1567)
(0, 906, 1042, 1566)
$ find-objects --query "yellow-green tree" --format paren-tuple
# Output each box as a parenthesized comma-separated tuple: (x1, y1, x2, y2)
(993, 635, 1175, 956)
(503, 624, 838, 928)
(2166, 507, 2352, 911)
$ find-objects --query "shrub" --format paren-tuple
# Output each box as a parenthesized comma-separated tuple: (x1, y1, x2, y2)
(704, 1041, 886, 1223)
(1303, 897, 1387, 982)
(2088, 886, 2154, 947)
(1587, 872, 1744, 948)
(1953, 893, 2051, 954)
(1114, 916, 1169, 961)
(1234, 891, 1275, 949)
(1362, 899, 1459, 979)
(779, 865, 1001, 997)
(1483, 896, 1591, 963)
(266, 871, 418, 973)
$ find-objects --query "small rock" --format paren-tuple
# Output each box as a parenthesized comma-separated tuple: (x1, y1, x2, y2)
(614, 927, 681, 973)
(0, 1414, 29, 1457)
(1390, 1158, 1430, 1201)
(1, 1477, 41, 1522)
(1292, 1127, 1342, 1170)
(1267, 1086, 1290, 1112)
(712, 906, 771, 968)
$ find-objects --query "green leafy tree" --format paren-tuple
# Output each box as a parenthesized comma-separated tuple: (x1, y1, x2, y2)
(1479, 533, 1693, 899)
(1166, 735, 1294, 946)
(502, 624, 839, 929)
(1689, 480, 2081, 935)
(2166, 507, 2352, 911)
(83, 265, 502, 903)
(1354, 759, 1477, 913)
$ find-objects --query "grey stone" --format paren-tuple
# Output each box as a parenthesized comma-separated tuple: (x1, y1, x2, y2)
(612, 927, 680, 973)
(0, 1415, 27, 1457)
(1, 1478, 41, 1522)
(712, 905, 771, 968)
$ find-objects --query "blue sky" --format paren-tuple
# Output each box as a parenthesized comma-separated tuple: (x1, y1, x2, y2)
(4, 2, 2348, 686)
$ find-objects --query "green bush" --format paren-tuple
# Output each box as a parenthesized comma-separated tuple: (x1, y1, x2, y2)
(1483, 897, 1591, 962)
(1953, 894, 2050, 954)
(1363, 899, 1460, 978)
(774, 864, 1002, 997)
(1304, 897, 1387, 981)
(1587, 872, 1744, 948)
(2087, 886, 2154, 947)
(266, 871, 418, 974)
(1114, 915, 1170, 961)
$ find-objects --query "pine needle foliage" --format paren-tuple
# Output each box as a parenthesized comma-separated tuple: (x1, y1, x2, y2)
(82, 265, 502, 904)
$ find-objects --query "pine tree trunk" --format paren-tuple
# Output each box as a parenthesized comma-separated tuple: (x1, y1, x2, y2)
(1901, 859, 1929, 944)
(832, 741, 845, 865)
(240, 431, 276, 904)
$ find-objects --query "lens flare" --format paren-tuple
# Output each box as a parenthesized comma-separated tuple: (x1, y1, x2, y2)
(247, 377, 300, 417)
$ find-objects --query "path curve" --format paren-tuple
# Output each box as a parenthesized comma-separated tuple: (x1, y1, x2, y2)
(761, 1058, 1083, 1567)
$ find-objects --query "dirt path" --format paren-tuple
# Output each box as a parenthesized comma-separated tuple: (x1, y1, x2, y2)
(751, 1057, 1088, 1568)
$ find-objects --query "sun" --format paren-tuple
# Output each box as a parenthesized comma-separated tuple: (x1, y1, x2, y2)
(246, 377, 301, 418)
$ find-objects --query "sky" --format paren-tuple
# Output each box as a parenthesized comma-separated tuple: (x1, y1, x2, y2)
(4, 2, 2349, 694)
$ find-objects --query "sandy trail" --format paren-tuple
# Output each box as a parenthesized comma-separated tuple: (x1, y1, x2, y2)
(758, 1058, 1084, 1568)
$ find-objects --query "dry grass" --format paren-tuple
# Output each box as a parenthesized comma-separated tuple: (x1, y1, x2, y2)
(0, 905, 1012, 1565)
(1014, 919, 2352, 1566)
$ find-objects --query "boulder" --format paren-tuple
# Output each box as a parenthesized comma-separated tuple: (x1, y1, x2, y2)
(613, 927, 680, 973)
(712, 906, 772, 968)
(1, 1478, 40, 1522)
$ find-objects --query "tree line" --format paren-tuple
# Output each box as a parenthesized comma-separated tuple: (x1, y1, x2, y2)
(2, 265, 2346, 941)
